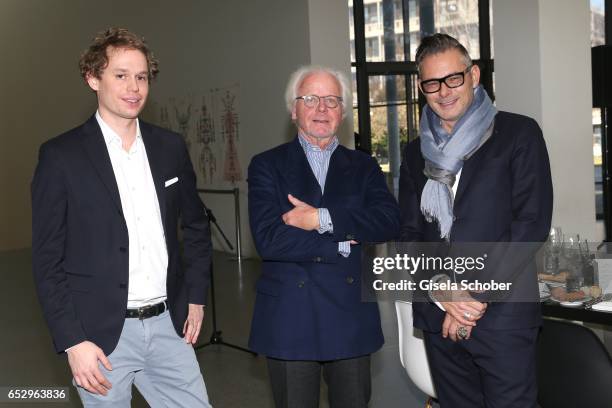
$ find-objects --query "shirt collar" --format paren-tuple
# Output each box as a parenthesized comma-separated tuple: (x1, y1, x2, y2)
(298, 133, 339, 153)
(95, 110, 142, 150)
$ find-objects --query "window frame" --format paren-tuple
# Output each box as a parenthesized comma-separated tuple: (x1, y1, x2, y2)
(351, 0, 494, 153)
(596, 0, 611, 235)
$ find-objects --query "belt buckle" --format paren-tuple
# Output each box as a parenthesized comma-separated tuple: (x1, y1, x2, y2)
(137, 306, 146, 320)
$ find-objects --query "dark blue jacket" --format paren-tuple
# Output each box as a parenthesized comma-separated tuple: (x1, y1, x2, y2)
(248, 137, 400, 360)
(32, 115, 212, 355)
(399, 111, 553, 332)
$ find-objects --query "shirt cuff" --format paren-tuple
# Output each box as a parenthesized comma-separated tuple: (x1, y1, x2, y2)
(338, 241, 351, 258)
(429, 273, 451, 311)
(318, 208, 333, 234)
(434, 301, 446, 312)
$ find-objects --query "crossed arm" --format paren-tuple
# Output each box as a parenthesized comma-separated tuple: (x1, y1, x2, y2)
(248, 154, 399, 262)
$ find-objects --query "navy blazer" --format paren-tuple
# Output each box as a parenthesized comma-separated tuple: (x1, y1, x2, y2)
(398, 111, 553, 331)
(248, 137, 400, 360)
(31, 115, 212, 355)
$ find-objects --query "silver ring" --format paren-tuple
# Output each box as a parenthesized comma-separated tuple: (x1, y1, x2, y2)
(457, 326, 468, 340)
(464, 312, 472, 320)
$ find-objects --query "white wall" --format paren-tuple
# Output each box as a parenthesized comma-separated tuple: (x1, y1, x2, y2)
(308, 0, 355, 147)
(5, 0, 599, 251)
(493, 0, 598, 240)
(0, 0, 353, 256)
(492, 0, 544, 125)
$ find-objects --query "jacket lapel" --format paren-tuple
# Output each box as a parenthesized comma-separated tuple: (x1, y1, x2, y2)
(80, 116, 124, 214)
(454, 156, 476, 204)
(140, 121, 167, 224)
(286, 137, 323, 206)
(322, 146, 351, 202)
(454, 127, 498, 203)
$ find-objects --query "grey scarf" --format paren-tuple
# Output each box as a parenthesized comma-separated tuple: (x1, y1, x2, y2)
(420, 85, 497, 239)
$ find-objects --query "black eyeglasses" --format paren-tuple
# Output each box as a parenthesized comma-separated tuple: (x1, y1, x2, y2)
(296, 95, 343, 109)
(419, 66, 473, 94)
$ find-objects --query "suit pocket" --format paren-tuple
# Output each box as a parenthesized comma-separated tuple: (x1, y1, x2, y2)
(164, 172, 180, 186)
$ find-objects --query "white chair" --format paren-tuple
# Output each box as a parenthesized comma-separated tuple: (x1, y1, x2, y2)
(395, 300, 437, 408)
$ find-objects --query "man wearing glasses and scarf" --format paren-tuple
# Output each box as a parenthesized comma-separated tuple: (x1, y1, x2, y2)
(399, 34, 553, 407)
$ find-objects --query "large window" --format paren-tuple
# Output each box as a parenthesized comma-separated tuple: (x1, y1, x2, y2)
(349, 0, 494, 194)
(591, 0, 606, 222)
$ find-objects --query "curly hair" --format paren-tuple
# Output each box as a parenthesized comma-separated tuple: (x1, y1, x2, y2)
(79, 27, 159, 81)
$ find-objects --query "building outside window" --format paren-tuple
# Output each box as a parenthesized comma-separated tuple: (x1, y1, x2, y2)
(366, 37, 381, 60)
(365, 3, 379, 25)
(349, 0, 493, 194)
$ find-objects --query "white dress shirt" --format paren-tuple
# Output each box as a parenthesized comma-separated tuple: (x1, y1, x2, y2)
(297, 135, 351, 257)
(452, 168, 462, 199)
(96, 112, 168, 308)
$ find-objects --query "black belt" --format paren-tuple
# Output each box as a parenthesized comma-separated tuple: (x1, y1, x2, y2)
(126, 301, 167, 320)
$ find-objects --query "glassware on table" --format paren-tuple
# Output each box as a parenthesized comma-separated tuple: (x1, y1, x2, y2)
(563, 233, 581, 272)
(550, 227, 563, 247)
(544, 227, 563, 275)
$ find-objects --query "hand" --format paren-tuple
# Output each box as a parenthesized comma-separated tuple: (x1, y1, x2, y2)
(281, 194, 320, 231)
(435, 289, 487, 327)
(67, 341, 112, 395)
(183, 303, 205, 344)
(442, 313, 473, 342)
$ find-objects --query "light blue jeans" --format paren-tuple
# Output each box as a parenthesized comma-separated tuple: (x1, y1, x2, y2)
(75, 310, 212, 407)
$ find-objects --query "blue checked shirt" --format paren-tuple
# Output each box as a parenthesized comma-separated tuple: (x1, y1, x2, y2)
(298, 135, 350, 257)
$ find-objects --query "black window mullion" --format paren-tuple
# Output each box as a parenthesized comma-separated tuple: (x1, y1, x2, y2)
(596, 0, 612, 236)
(478, 0, 494, 99)
(353, 0, 372, 153)
(600, 107, 611, 237)
(402, 0, 411, 59)
(402, 0, 414, 144)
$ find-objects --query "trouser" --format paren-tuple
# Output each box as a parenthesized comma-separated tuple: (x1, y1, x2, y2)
(424, 326, 538, 408)
(267, 355, 371, 408)
(75, 310, 212, 407)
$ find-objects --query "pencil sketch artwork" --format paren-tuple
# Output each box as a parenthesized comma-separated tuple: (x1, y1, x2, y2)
(154, 84, 243, 188)
(196, 96, 216, 185)
(173, 98, 193, 151)
(220, 89, 242, 184)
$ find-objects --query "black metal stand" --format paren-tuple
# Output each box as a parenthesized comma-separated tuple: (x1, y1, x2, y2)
(195, 208, 256, 356)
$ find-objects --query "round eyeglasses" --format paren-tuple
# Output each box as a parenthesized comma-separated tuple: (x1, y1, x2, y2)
(295, 95, 343, 109)
(419, 66, 473, 94)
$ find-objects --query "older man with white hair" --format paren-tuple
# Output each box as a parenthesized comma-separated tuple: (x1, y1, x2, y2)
(247, 66, 400, 408)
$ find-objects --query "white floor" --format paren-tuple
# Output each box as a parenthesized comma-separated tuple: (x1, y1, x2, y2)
(0, 249, 429, 407)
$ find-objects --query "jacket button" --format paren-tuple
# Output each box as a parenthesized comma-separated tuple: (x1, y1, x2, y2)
(452, 216, 457, 221)
(119, 247, 127, 253)
(314, 256, 322, 262)
(346, 276, 354, 284)
(119, 283, 127, 289)
(297, 281, 305, 288)
(346, 234, 355, 240)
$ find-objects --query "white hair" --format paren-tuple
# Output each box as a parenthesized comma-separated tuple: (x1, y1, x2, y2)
(284, 65, 351, 119)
